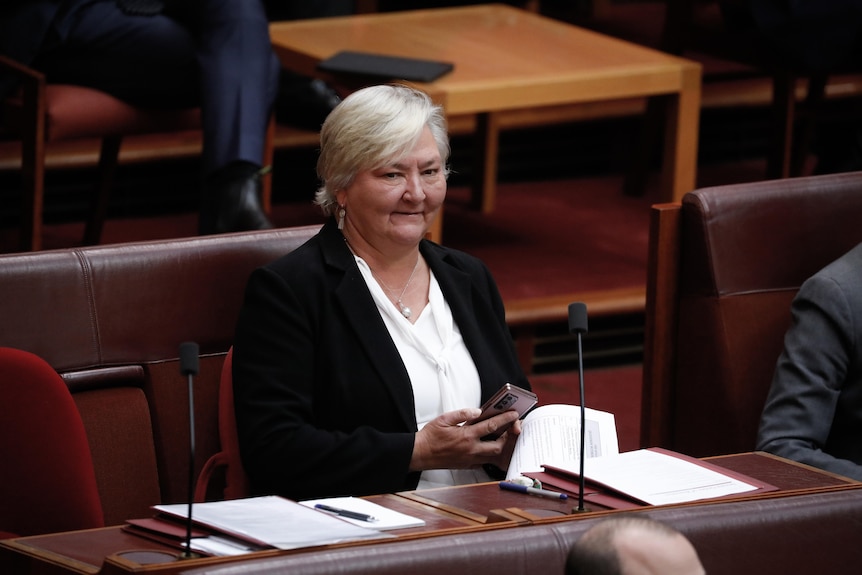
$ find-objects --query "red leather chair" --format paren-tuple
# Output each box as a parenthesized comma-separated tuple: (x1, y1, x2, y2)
(0, 54, 274, 252)
(194, 347, 250, 502)
(0, 347, 104, 537)
(642, 172, 862, 456)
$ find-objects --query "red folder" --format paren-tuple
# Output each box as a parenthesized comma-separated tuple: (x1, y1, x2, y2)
(123, 517, 214, 554)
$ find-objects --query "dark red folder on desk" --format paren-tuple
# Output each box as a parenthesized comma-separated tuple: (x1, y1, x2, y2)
(123, 517, 213, 554)
(523, 470, 643, 510)
(524, 447, 779, 510)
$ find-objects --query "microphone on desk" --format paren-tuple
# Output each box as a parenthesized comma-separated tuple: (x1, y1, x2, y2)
(568, 302, 589, 513)
(179, 341, 202, 559)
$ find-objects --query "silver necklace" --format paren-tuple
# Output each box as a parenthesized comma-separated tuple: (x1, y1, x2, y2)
(374, 257, 421, 319)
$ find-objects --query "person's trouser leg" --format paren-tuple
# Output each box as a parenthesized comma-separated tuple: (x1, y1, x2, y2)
(37, 0, 280, 174)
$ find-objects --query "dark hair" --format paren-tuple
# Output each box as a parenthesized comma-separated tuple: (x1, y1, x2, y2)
(565, 516, 682, 575)
(565, 525, 621, 575)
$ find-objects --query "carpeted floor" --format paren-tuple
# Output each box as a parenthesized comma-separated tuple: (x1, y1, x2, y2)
(444, 176, 657, 301)
(15, 171, 659, 301)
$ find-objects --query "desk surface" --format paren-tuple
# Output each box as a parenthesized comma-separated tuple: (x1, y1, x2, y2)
(2, 452, 858, 575)
(269, 4, 697, 115)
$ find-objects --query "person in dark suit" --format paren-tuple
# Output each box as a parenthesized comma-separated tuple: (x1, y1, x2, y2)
(757, 242, 862, 481)
(566, 516, 705, 575)
(0, 0, 280, 235)
(263, 1, 349, 131)
(232, 84, 530, 500)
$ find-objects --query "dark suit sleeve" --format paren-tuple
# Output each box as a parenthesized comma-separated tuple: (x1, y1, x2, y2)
(232, 262, 418, 500)
(757, 271, 862, 480)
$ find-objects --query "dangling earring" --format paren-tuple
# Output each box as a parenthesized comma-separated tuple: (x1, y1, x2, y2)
(337, 205, 346, 230)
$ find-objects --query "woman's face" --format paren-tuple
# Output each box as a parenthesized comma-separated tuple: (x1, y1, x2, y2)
(338, 126, 446, 251)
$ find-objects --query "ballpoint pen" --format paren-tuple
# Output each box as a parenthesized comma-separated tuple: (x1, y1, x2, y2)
(314, 503, 379, 522)
(499, 481, 569, 500)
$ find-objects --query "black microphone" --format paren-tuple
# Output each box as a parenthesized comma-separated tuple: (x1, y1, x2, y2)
(179, 341, 201, 559)
(568, 302, 588, 513)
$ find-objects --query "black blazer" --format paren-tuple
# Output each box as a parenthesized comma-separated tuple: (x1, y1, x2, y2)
(233, 220, 530, 500)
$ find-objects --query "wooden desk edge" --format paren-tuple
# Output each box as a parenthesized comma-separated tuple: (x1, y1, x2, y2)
(518, 481, 862, 528)
(744, 450, 862, 484)
(5, 453, 859, 574)
(1, 531, 104, 575)
(395, 490, 499, 525)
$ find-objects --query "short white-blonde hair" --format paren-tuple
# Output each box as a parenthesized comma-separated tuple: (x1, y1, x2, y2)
(314, 84, 450, 216)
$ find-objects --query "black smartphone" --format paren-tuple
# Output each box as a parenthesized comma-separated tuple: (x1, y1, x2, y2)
(470, 383, 538, 440)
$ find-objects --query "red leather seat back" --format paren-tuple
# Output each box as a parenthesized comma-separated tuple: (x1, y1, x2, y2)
(194, 347, 250, 502)
(0, 226, 321, 523)
(218, 348, 249, 499)
(672, 172, 862, 456)
(43, 84, 200, 141)
(0, 347, 105, 536)
(3, 82, 199, 141)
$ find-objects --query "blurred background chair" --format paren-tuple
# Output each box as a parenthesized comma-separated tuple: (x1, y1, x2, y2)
(642, 172, 862, 456)
(657, 0, 843, 180)
(0, 347, 104, 538)
(567, 0, 862, 183)
(0, 55, 274, 252)
(195, 347, 249, 502)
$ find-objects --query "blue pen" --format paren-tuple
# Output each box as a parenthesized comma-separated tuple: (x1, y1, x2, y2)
(500, 481, 568, 500)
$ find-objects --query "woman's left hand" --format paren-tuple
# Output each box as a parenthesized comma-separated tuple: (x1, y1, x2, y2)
(409, 408, 523, 472)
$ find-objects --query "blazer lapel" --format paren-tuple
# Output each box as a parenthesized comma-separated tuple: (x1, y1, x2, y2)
(422, 243, 500, 402)
(319, 222, 417, 429)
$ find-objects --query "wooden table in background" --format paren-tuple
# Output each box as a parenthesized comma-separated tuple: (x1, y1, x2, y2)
(269, 4, 702, 242)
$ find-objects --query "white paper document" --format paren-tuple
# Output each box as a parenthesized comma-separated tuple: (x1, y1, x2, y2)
(188, 534, 259, 556)
(582, 449, 759, 506)
(153, 495, 391, 550)
(506, 404, 619, 478)
(299, 496, 426, 530)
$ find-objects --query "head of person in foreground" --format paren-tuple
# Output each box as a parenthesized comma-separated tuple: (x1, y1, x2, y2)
(566, 515, 706, 575)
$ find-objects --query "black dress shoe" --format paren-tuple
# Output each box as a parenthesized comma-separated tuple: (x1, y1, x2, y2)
(200, 169, 274, 235)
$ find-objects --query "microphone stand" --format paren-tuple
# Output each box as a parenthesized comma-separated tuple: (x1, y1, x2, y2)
(179, 342, 202, 559)
(568, 303, 589, 513)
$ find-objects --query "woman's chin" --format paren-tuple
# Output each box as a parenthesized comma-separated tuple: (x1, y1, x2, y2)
(390, 215, 430, 237)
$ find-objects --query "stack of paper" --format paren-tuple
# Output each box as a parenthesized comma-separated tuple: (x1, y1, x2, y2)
(504, 404, 775, 509)
(153, 495, 392, 552)
(581, 448, 760, 506)
(506, 404, 619, 478)
(299, 497, 426, 530)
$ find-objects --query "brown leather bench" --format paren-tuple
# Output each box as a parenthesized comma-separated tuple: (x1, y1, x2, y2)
(0, 220, 626, 526)
(178, 488, 862, 575)
(0, 225, 320, 525)
(643, 171, 862, 456)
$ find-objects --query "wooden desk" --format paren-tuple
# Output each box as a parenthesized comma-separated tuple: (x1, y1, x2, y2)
(269, 4, 702, 242)
(2, 452, 857, 575)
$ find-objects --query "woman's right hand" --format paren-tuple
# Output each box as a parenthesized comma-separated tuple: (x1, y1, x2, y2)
(409, 407, 522, 472)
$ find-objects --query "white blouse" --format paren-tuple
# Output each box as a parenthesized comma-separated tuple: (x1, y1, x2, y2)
(354, 255, 492, 488)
